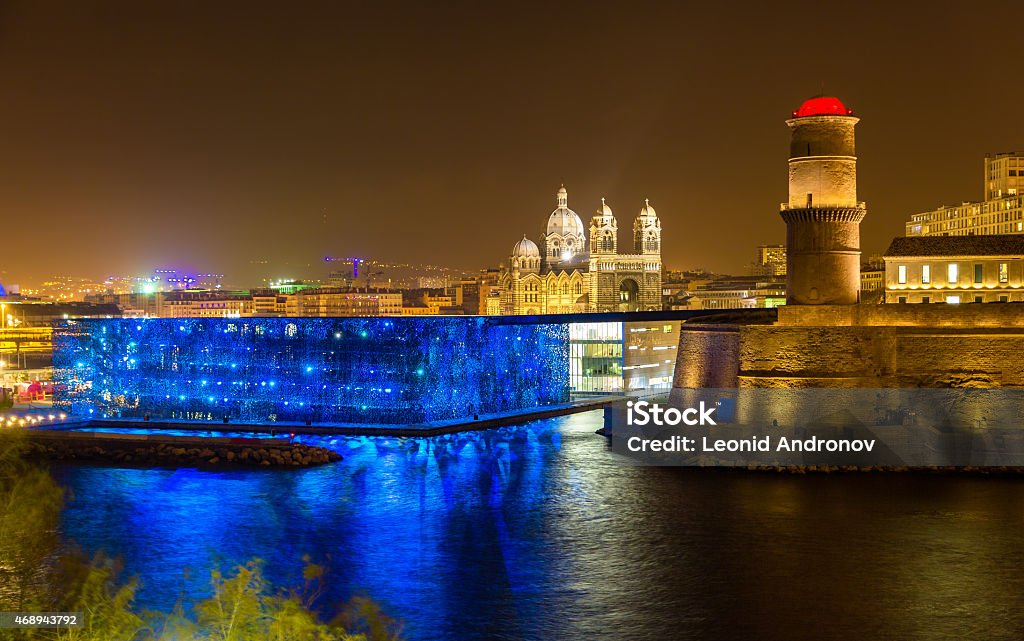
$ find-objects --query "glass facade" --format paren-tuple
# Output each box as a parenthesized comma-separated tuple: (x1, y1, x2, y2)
(568, 320, 680, 396)
(52, 317, 570, 424)
(623, 321, 680, 393)
(569, 322, 623, 394)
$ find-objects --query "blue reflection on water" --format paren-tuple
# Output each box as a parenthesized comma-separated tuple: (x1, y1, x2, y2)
(53, 413, 594, 641)
(50, 413, 1024, 640)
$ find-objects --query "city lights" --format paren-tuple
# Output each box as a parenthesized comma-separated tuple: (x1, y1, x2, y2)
(0, 5, 1021, 638)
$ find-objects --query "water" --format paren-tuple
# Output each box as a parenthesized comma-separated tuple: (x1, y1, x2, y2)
(50, 411, 1024, 640)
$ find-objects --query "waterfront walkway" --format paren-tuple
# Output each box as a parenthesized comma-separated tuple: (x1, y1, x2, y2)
(46, 396, 623, 438)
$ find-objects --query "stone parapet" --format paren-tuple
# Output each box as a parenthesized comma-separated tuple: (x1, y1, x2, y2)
(778, 303, 1024, 327)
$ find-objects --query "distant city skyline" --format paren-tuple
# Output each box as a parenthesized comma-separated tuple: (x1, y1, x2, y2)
(0, 2, 1021, 285)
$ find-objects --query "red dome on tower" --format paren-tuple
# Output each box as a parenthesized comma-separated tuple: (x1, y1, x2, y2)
(792, 96, 853, 118)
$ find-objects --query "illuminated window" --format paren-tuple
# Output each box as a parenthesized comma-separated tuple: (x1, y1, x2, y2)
(921, 264, 930, 284)
(897, 265, 907, 284)
(946, 295, 960, 304)
(999, 263, 1009, 283)
(947, 264, 959, 284)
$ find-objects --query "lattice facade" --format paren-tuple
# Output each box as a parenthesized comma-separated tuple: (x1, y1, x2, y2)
(52, 317, 570, 424)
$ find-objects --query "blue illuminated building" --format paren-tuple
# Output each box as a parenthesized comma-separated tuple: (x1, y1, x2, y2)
(52, 318, 570, 424)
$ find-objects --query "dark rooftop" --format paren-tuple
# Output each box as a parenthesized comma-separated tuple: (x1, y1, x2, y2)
(885, 235, 1024, 257)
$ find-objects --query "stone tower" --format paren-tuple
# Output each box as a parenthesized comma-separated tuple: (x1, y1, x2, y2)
(781, 96, 866, 305)
(590, 198, 618, 255)
(634, 198, 661, 255)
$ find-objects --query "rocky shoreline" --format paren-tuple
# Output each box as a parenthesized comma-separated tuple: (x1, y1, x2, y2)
(24, 437, 341, 468)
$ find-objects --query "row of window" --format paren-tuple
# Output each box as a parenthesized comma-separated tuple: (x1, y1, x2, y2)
(912, 197, 1024, 220)
(919, 219, 1024, 234)
(516, 282, 584, 294)
(896, 294, 1012, 304)
(896, 262, 1010, 285)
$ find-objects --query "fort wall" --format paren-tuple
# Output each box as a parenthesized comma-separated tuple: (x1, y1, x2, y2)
(677, 304, 1024, 389)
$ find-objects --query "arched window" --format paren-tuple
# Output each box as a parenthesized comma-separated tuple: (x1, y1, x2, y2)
(646, 232, 659, 252)
(599, 231, 614, 252)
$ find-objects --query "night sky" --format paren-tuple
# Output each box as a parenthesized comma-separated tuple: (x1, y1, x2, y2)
(1, 1, 1021, 286)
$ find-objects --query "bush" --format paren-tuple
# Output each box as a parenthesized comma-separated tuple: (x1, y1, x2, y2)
(0, 431, 402, 641)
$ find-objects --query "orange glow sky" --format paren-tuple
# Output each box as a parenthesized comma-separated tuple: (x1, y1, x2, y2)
(0, 1, 1020, 286)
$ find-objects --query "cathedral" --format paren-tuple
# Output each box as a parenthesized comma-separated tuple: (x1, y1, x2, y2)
(497, 185, 662, 314)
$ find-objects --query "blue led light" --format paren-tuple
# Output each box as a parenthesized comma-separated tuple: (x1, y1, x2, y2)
(52, 318, 570, 425)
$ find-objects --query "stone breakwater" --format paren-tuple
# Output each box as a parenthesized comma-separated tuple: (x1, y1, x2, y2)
(23, 430, 341, 468)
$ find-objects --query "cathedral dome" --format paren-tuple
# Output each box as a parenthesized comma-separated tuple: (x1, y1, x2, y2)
(511, 235, 540, 258)
(638, 198, 657, 219)
(599, 197, 614, 218)
(546, 185, 586, 237)
(792, 96, 853, 118)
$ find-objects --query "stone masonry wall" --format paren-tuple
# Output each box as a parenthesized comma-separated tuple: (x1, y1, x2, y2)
(675, 304, 1024, 389)
(673, 325, 740, 388)
(778, 303, 1024, 327)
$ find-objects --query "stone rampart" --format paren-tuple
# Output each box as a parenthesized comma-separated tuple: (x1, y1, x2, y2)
(676, 304, 1024, 389)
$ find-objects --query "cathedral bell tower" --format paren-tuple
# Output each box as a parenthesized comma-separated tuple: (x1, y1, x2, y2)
(590, 198, 618, 255)
(634, 198, 661, 254)
(781, 96, 866, 305)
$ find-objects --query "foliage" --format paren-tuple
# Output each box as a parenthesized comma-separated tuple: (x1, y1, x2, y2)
(0, 433, 403, 641)
(46, 553, 145, 641)
(0, 429, 65, 611)
(7, 555, 401, 641)
(336, 596, 405, 641)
